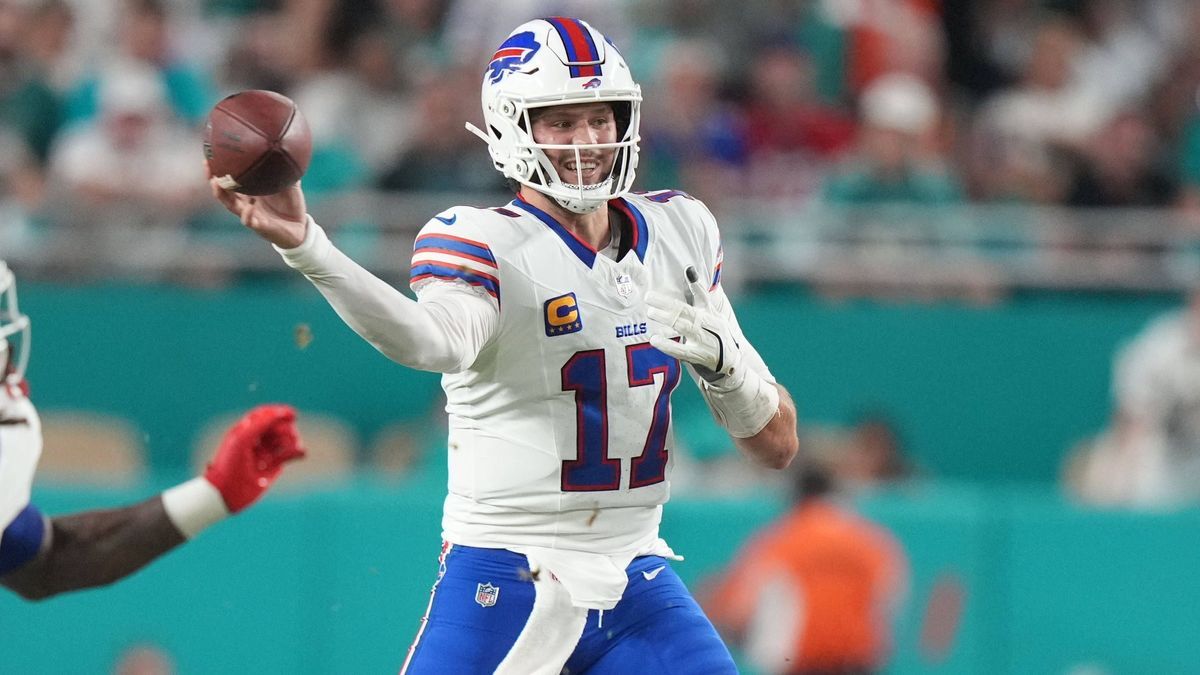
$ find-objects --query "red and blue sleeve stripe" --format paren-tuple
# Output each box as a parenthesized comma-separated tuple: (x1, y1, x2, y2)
(410, 264, 500, 298)
(411, 234, 500, 299)
(711, 243, 724, 290)
(545, 17, 602, 78)
(414, 234, 497, 267)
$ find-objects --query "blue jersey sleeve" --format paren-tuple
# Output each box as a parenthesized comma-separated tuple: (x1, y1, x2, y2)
(0, 503, 46, 576)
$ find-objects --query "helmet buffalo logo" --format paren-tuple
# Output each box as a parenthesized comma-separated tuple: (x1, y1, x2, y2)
(582, 78, 602, 89)
(487, 32, 540, 84)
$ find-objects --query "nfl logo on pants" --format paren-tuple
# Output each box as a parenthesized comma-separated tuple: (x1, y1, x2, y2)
(475, 582, 500, 608)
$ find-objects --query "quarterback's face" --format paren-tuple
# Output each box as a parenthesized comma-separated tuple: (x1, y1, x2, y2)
(530, 103, 618, 187)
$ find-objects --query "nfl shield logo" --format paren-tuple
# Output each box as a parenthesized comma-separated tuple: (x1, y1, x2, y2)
(475, 582, 500, 608)
(615, 273, 635, 298)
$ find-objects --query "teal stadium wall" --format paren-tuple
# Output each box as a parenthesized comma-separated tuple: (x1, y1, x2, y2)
(4, 484, 1200, 674)
(17, 282, 1177, 481)
(4, 283, 1195, 673)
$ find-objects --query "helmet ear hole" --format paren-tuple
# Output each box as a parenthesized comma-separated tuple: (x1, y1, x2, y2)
(510, 159, 529, 180)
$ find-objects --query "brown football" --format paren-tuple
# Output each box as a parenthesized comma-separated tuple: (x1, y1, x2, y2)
(203, 90, 312, 196)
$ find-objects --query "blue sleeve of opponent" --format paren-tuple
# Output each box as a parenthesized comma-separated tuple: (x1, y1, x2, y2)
(0, 504, 46, 576)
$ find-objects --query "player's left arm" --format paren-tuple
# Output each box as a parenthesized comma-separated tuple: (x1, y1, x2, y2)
(647, 270, 799, 469)
(737, 381, 798, 470)
(0, 405, 304, 601)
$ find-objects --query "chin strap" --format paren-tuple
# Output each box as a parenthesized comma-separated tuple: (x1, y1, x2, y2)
(553, 194, 605, 214)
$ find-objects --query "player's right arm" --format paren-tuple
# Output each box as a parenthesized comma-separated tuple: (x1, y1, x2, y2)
(208, 175, 498, 374)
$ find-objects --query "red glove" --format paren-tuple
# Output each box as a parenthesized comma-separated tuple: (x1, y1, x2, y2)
(204, 404, 306, 513)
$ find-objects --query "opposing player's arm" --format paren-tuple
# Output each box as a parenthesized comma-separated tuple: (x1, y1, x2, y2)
(1, 498, 185, 600)
(0, 405, 304, 601)
(209, 175, 498, 373)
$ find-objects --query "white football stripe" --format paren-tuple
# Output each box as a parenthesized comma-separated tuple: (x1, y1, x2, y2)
(410, 251, 499, 277)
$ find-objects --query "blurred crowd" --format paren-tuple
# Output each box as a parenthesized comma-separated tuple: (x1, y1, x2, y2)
(1065, 289, 1200, 509)
(3, 0, 1200, 269)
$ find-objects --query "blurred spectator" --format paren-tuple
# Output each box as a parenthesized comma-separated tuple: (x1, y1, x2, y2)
(377, 68, 504, 193)
(942, 0, 1037, 102)
(265, 0, 451, 187)
(377, 0, 453, 87)
(113, 643, 176, 675)
(970, 16, 1095, 202)
(632, 0, 848, 103)
(1069, 291, 1200, 506)
(830, 412, 915, 493)
(706, 466, 909, 675)
(1066, 109, 1177, 208)
(0, 0, 63, 165)
(290, 28, 411, 182)
(442, 0, 631, 69)
(638, 38, 745, 203)
(744, 45, 856, 161)
(0, 0, 54, 257)
(822, 72, 962, 205)
(842, 0, 946, 92)
(218, 8, 296, 94)
(2, 0, 1200, 285)
(65, 0, 216, 128)
(1062, 428, 1137, 506)
(0, 128, 42, 257)
(46, 59, 205, 273)
(1168, 41, 1200, 211)
(24, 0, 76, 94)
(1070, 0, 1187, 129)
(738, 45, 856, 200)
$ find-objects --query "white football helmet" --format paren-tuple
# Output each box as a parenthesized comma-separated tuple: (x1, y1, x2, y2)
(466, 17, 642, 214)
(0, 260, 30, 388)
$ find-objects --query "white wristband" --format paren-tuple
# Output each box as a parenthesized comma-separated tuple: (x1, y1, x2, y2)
(699, 367, 781, 438)
(162, 477, 229, 539)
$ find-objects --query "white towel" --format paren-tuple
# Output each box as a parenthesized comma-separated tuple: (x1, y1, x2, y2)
(494, 556, 588, 675)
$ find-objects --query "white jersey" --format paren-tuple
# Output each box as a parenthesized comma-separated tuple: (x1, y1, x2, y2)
(407, 190, 774, 606)
(277, 189, 774, 607)
(0, 391, 42, 533)
(1114, 310, 1200, 437)
(1111, 309, 1200, 503)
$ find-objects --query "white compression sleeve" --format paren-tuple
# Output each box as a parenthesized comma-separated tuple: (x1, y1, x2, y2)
(699, 367, 781, 438)
(275, 218, 499, 373)
(693, 286, 781, 438)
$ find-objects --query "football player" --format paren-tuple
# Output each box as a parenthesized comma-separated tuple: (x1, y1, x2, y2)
(211, 17, 798, 674)
(0, 261, 306, 599)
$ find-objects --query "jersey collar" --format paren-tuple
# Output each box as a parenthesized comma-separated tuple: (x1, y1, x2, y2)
(512, 195, 649, 268)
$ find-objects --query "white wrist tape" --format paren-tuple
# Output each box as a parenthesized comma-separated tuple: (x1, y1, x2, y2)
(700, 367, 781, 438)
(162, 477, 229, 539)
